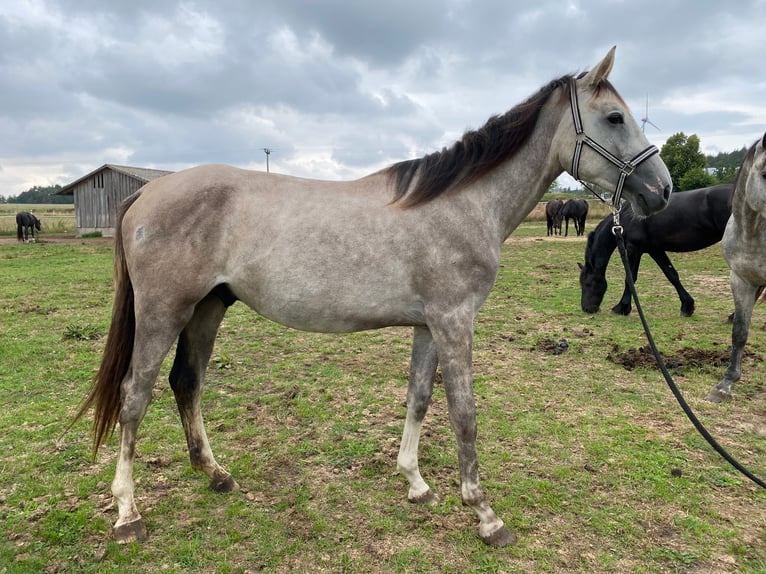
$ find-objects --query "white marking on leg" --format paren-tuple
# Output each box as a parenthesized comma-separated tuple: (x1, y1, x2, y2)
(112, 427, 142, 528)
(397, 414, 430, 500)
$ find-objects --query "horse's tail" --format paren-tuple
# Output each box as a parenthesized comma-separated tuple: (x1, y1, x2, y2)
(71, 192, 142, 456)
(16, 223, 22, 241)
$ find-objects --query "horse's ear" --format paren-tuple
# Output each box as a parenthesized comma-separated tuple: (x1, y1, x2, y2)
(581, 46, 616, 87)
(577, 262, 584, 271)
(761, 132, 766, 149)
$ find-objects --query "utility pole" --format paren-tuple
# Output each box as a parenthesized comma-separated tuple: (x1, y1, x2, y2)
(263, 148, 272, 173)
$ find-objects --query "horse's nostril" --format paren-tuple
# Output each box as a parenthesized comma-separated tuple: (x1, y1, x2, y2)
(663, 184, 672, 202)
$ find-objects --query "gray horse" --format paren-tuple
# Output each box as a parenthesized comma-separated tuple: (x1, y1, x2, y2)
(707, 133, 766, 402)
(73, 48, 671, 546)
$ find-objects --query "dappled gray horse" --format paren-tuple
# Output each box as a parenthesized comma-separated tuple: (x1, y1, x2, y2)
(707, 133, 766, 403)
(74, 48, 671, 546)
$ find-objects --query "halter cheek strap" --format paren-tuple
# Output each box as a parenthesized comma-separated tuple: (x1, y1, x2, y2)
(569, 78, 659, 208)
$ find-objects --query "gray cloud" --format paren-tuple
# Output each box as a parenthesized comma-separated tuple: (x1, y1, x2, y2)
(0, 0, 764, 195)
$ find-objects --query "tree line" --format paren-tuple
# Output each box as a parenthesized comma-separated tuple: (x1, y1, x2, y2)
(661, 132, 747, 191)
(0, 185, 72, 204)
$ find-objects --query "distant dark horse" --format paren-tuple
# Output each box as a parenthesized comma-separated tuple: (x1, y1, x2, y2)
(579, 184, 732, 316)
(562, 198, 588, 236)
(546, 199, 564, 236)
(16, 212, 41, 242)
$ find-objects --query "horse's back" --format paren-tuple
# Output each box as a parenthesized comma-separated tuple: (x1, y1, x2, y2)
(637, 184, 732, 251)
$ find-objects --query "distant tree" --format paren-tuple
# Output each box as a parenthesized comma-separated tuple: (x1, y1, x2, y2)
(2, 185, 71, 204)
(679, 167, 715, 190)
(660, 133, 708, 191)
(706, 147, 748, 184)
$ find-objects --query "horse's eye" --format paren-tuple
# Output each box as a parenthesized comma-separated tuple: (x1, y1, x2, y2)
(607, 112, 624, 125)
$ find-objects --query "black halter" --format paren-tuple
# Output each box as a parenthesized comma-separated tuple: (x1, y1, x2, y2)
(569, 78, 659, 209)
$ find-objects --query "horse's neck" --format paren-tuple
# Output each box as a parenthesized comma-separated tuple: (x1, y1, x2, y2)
(588, 221, 618, 271)
(732, 166, 766, 236)
(462, 111, 564, 242)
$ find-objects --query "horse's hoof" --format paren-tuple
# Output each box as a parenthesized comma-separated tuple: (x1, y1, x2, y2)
(704, 388, 731, 403)
(210, 474, 239, 493)
(113, 518, 148, 544)
(611, 306, 631, 316)
(480, 524, 517, 547)
(408, 489, 440, 506)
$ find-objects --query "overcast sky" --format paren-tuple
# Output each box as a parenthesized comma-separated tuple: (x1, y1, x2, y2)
(1, 0, 765, 196)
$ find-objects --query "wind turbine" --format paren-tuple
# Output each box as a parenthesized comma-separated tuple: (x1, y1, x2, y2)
(640, 93, 660, 133)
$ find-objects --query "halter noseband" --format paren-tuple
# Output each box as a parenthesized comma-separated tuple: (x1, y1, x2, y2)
(569, 78, 659, 209)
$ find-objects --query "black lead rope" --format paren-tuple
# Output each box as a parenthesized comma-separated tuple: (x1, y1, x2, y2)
(613, 226, 766, 489)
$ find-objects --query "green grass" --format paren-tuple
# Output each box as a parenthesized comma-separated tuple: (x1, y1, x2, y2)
(0, 226, 764, 573)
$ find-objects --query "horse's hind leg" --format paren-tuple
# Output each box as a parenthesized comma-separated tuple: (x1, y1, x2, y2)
(650, 251, 695, 316)
(112, 307, 194, 543)
(169, 291, 238, 492)
(397, 326, 439, 504)
(707, 273, 758, 402)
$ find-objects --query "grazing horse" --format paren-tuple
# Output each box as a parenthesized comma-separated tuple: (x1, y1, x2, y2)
(707, 134, 766, 402)
(16, 211, 41, 242)
(579, 184, 732, 316)
(562, 198, 589, 236)
(73, 48, 671, 546)
(546, 199, 564, 235)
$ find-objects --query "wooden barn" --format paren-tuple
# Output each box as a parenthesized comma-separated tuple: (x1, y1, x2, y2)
(58, 164, 173, 237)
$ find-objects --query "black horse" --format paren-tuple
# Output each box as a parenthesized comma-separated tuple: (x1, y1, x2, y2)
(562, 198, 588, 236)
(16, 211, 41, 242)
(546, 199, 564, 236)
(579, 184, 732, 316)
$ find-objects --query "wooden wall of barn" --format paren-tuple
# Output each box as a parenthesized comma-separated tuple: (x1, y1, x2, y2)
(72, 170, 144, 236)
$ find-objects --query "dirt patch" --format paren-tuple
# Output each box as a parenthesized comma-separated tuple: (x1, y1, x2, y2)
(605, 345, 758, 374)
(533, 337, 570, 355)
(0, 234, 113, 246)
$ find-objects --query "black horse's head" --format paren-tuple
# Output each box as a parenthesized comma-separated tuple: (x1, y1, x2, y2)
(34, 216, 41, 231)
(578, 261, 607, 314)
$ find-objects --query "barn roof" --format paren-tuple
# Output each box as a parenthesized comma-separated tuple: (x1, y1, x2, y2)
(57, 164, 174, 195)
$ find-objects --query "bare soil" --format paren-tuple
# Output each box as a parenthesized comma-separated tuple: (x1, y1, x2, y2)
(606, 345, 757, 374)
(0, 234, 113, 246)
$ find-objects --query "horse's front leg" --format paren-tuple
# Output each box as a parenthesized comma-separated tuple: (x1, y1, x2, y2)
(707, 272, 757, 402)
(398, 326, 439, 504)
(430, 316, 515, 547)
(613, 249, 642, 315)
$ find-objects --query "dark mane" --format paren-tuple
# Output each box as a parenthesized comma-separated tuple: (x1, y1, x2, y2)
(386, 74, 574, 207)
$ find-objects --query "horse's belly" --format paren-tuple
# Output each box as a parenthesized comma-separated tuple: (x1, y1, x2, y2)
(234, 284, 426, 333)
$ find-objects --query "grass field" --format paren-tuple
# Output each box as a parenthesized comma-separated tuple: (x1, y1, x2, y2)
(0, 223, 763, 573)
(0, 204, 76, 236)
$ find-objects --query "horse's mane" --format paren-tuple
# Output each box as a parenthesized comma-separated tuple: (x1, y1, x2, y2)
(731, 138, 759, 204)
(584, 212, 616, 266)
(385, 74, 620, 208)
